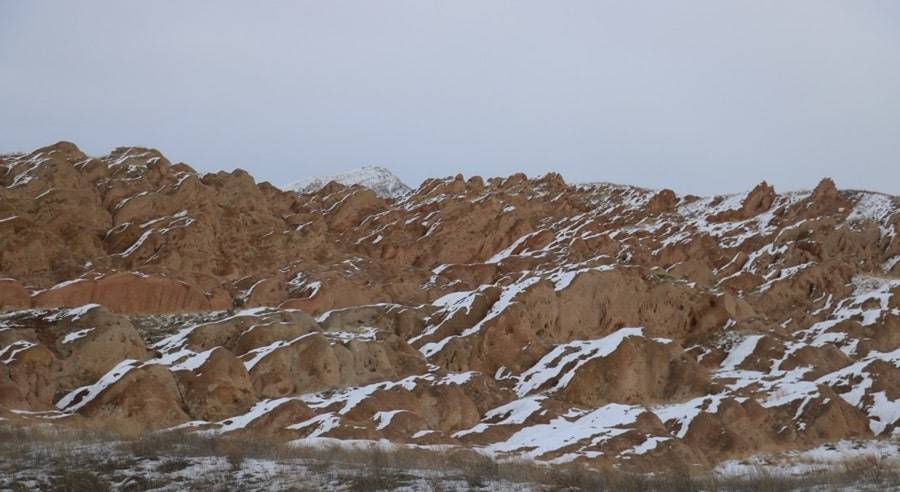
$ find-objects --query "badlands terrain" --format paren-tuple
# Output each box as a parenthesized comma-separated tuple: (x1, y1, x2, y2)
(1, 141, 899, 489)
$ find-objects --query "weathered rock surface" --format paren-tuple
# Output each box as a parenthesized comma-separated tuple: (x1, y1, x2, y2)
(64, 362, 190, 436)
(32, 273, 212, 313)
(2, 143, 899, 468)
(174, 347, 256, 421)
(0, 279, 29, 310)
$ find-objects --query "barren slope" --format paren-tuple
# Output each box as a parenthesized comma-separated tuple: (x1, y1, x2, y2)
(1, 142, 899, 469)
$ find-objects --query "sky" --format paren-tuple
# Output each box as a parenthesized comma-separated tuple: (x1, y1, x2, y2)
(1, 1, 899, 195)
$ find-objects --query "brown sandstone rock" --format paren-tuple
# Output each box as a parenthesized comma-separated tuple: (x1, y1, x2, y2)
(0, 279, 29, 309)
(249, 333, 426, 398)
(1, 141, 899, 468)
(244, 277, 288, 307)
(646, 189, 678, 213)
(1, 343, 59, 410)
(174, 347, 257, 421)
(73, 364, 189, 436)
(182, 310, 318, 354)
(680, 398, 779, 461)
(707, 181, 776, 222)
(33, 273, 211, 314)
(238, 399, 315, 434)
(50, 306, 150, 389)
(342, 372, 512, 435)
(557, 337, 711, 406)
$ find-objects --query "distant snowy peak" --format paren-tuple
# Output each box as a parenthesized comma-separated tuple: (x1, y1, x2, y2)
(283, 165, 412, 198)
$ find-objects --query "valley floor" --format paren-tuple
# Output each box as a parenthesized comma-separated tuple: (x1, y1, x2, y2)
(2, 426, 898, 491)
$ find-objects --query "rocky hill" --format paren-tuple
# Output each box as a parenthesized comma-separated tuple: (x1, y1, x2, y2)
(1, 141, 899, 470)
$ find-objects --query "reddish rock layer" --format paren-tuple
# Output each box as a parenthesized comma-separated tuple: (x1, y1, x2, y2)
(2, 142, 899, 469)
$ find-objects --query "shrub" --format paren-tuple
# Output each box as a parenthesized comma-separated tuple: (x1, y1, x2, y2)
(49, 469, 110, 492)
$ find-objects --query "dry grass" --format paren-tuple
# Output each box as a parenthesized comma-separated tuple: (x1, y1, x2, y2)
(1, 424, 898, 491)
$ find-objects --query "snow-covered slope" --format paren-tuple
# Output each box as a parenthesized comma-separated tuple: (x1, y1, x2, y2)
(283, 165, 412, 198)
(5, 141, 900, 473)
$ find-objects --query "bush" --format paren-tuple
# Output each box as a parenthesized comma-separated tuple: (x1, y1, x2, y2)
(545, 464, 607, 490)
(50, 469, 110, 492)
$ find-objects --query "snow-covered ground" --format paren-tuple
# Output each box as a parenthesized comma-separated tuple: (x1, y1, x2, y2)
(715, 439, 900, 477)
(2, 427, 897, 491)
(283, 165, 412, 198)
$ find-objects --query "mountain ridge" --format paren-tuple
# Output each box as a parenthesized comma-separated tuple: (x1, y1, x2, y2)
(1, 141, 899, 472)
(283, 164, 412, 198)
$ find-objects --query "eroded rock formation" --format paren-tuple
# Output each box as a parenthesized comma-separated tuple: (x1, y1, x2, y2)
(1, 142, 899, 468)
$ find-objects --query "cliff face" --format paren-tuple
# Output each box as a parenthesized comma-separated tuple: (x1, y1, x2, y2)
(2, 142, 899, 467)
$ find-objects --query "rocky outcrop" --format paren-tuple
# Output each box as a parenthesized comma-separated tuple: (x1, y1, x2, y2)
(646, 188, 678, 213)
(248, 333, 427, 397)
(2, 142, 899, 469)
(32, 273, 211, 313)
(68, 363, 190, 436)
(556, 336, 711, 406)
(0, 279, 29, 310)
(707, 181, 776, 222)
(174, 347, 257, 421)
(0, 343, 58, 410)
(51, 306, 151, 388)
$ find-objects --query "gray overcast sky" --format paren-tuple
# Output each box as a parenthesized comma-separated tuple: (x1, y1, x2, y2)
(2, 1, 899, 195)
